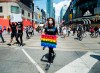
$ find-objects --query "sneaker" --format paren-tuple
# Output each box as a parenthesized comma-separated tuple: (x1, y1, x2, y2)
(7, 43, 11, 46)
(20, 44, 24, 46)
(43, 47, 45, 50)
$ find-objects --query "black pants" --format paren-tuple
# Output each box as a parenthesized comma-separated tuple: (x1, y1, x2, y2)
(26, 31, 30, 39)
(16, 33, 23, 45)
(0, 33, 4, 42)
(48, 47, 54, 62)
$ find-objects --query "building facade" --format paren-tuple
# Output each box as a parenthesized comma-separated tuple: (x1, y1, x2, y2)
(52, 7, 55, 19)
(63, 6, 71, 24)
(34, 6, 42, 24)
(46, 0, 53, 18)
(73, 0, 100, 24)
(63, 0, 100, 25)
(41, 9, 46, 23)
(0, 0, 34, 27)
(60, 5, 68, 23)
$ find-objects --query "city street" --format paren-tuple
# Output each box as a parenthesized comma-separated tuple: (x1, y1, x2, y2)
(0, 32, 100, 73)
(0, 0, 100, 73)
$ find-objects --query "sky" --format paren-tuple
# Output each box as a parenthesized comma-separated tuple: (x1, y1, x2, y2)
(34, 0, 71, 21)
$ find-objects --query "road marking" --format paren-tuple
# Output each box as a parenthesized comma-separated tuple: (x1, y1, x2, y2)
(22, 46, 100, 52)
(22, 49, 45, 73)
(55, 52, 99, 73)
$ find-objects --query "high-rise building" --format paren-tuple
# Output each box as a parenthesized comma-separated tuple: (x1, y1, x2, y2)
(41, 9, 46, 23)
(52, 7, 55, 19)
(46, 0, 53, 18)
(60, 5, 67, 23)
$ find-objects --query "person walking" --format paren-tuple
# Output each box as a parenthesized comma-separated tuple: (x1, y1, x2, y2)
(62, 25, 67, 39)
(28, 26, 33, 37)
(44, 17, 58, 63)
(7, 22, 17, 46)
(0, 25, 5, 43)
(67, 26, 71, 37)
(16, 22, 23, 46)
(25, 26, 30, 39)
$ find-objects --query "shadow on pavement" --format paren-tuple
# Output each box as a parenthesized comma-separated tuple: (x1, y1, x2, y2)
(41, 53, 56, 71)
(41, 53, 56, 63)
(41, 53, 49, 62)
(88, 60, 100, 73)
(90, 55, 100, 61)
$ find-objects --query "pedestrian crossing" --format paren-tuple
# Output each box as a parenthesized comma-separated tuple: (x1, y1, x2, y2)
(55, 52, 100, 73)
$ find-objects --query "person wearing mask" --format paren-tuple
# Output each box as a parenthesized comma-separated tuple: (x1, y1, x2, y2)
(0, 25, 5, 43)
(7, 22, 17, 46)
(44, 17, 58, 63)
(16, 22, 23, 46)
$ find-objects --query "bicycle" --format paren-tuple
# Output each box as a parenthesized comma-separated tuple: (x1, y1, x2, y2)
(82, 31, 87, 38)
(90, 31, 99, 38)
(77, 31, 85, 41)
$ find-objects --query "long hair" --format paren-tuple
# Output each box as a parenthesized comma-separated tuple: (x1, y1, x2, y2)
(47, 17, 55, 26)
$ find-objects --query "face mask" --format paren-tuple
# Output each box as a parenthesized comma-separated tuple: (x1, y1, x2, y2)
(49, 21, 53, 24)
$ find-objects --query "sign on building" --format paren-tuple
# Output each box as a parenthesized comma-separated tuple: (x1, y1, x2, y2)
(83, 10, 92, 16)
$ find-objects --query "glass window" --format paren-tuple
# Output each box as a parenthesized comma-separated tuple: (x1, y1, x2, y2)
(97, 2, 100, 7)
(22, 9, 24, 15)
(28, 13, 30, 17)
(0, 6, 3, 13)
(11, 6, 20, 13)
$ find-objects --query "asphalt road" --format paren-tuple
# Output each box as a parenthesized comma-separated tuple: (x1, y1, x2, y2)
(0, 31, 100, 73)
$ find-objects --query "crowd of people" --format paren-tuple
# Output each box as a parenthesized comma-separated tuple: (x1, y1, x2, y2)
(0, 22, 34, 46)
(58, 24, 100, 39)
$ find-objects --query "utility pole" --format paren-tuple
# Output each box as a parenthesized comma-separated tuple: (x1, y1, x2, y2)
(32, 2, 34, 35)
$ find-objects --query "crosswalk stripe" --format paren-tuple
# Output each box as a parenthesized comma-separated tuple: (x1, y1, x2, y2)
(55, 52, 99, 73)
(22, 49, 45, 73)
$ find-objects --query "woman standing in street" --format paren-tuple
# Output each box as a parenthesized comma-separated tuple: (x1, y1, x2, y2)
(44, 17, 58, 63)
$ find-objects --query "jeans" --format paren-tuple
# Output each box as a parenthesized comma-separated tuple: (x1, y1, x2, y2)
(0, 33, 4, 42)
